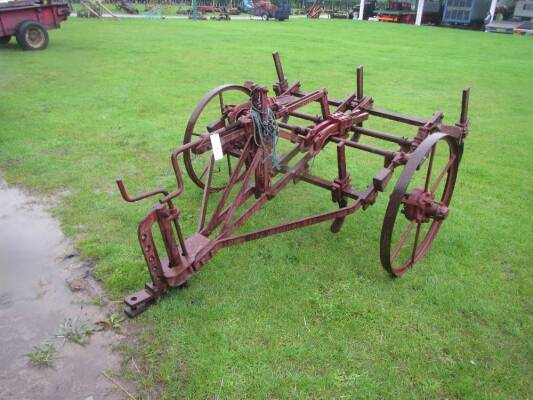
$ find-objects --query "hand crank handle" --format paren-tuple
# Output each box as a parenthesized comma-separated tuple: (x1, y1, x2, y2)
(116, 178, 169, 203)
(159, 148, 186, 203)
(160, 122, 245, 204)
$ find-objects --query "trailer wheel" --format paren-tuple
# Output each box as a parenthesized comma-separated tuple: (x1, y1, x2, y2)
(16, 21, 49, 51)
(0, 36, 11, 45)
(261, 12, 269, 20)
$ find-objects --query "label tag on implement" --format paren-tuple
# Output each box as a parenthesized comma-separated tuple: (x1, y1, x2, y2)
(210, 133, 224, 161)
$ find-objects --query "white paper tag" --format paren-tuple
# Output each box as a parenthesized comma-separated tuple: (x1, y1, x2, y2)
(210, 133, 224, 161)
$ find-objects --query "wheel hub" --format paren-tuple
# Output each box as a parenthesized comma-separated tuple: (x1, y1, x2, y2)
(402, 188, 449, 223)
(24, 27, 45, 49)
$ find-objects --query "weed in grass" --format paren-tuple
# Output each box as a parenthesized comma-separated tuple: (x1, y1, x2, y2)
(26, 343, 55, 368)
(98, 313, 125, 331)
(89, 296, 107, 307)
(56, 318, 101, 345)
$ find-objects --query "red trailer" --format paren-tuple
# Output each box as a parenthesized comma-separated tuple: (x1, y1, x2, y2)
(0, 0, 70, 50)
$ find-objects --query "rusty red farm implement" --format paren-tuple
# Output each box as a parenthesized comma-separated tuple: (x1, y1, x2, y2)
(0, 0, 70, 50)
(117, 53, 470, 317)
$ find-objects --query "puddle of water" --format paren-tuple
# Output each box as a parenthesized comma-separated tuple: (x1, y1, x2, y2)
(0, 180, 128, 400)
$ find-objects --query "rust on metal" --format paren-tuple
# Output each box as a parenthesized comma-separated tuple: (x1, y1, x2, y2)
(117, 53, 470, 317)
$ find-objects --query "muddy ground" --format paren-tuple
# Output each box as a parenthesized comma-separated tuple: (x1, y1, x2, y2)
(0, 179, 131, 400)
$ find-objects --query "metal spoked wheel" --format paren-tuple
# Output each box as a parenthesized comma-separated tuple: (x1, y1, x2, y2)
(183, 84, 251, 192)
(380, 133, 461, 277)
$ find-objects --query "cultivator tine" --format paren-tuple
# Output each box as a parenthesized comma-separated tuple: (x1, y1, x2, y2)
(117, 53, 470, 316)
(331, 142, 349, 233)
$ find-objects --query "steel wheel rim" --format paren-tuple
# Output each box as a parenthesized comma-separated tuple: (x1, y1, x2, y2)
(26, 27, 45, 48)
(380, 133, 460, 277)
(183, 84, 251, 192)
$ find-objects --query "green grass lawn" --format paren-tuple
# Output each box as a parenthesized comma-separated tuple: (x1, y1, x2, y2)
(1, 19, 532, 399)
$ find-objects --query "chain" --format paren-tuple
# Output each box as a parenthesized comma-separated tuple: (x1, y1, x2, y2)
(249, 94, 281, 170)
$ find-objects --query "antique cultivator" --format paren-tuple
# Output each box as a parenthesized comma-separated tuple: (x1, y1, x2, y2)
(117, 53, 470, 317)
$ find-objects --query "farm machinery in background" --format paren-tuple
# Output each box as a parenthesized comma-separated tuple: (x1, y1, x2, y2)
(307, 0, 323, 17)
(306, 0, 375, 20)
(77, 0, 122, 18)
(182, 1, 233, 19)
(116, 52, 470, 317)
(247, 0, 290, 19)
(0, 0, 70, 50)
(375, 0, 440, 23)
(116, 0, 139, 14)
(484, 0, 533, 34)
(375, 1, 416, 22)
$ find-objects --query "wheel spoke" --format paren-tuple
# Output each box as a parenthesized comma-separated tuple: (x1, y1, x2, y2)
(199, 164, 209, 180)
(218, 92, 224, 115)
(424, 145, 436, 191)
(391, 220, 416, 263)
(430, 155, 456, 193)
(410, 222, 422, 266)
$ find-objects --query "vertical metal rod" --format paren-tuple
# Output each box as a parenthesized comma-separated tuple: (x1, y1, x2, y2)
(320, 91, 330, 118)
(337, 143, 347, 180)
(356, 65, 364, 100)
(198, 156, 214, 232)
(174, 220, 188, 257)
(272, 51, 285, 83)
(460, 87, 470, 124)
(331, 143, 348, 233)
(353, 65, 365, 143)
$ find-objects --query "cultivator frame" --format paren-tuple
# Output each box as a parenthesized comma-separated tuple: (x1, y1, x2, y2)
(117, 52, 470, 317)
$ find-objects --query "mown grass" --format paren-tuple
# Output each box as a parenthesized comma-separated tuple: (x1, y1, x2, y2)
(1, 19, 532, 399)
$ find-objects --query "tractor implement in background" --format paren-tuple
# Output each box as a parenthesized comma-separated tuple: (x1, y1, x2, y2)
(117, 52, 470, 317)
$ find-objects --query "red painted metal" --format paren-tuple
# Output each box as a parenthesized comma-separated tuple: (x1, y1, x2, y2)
(0, 0, 70, 46)
(117, 53, 471, 317)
